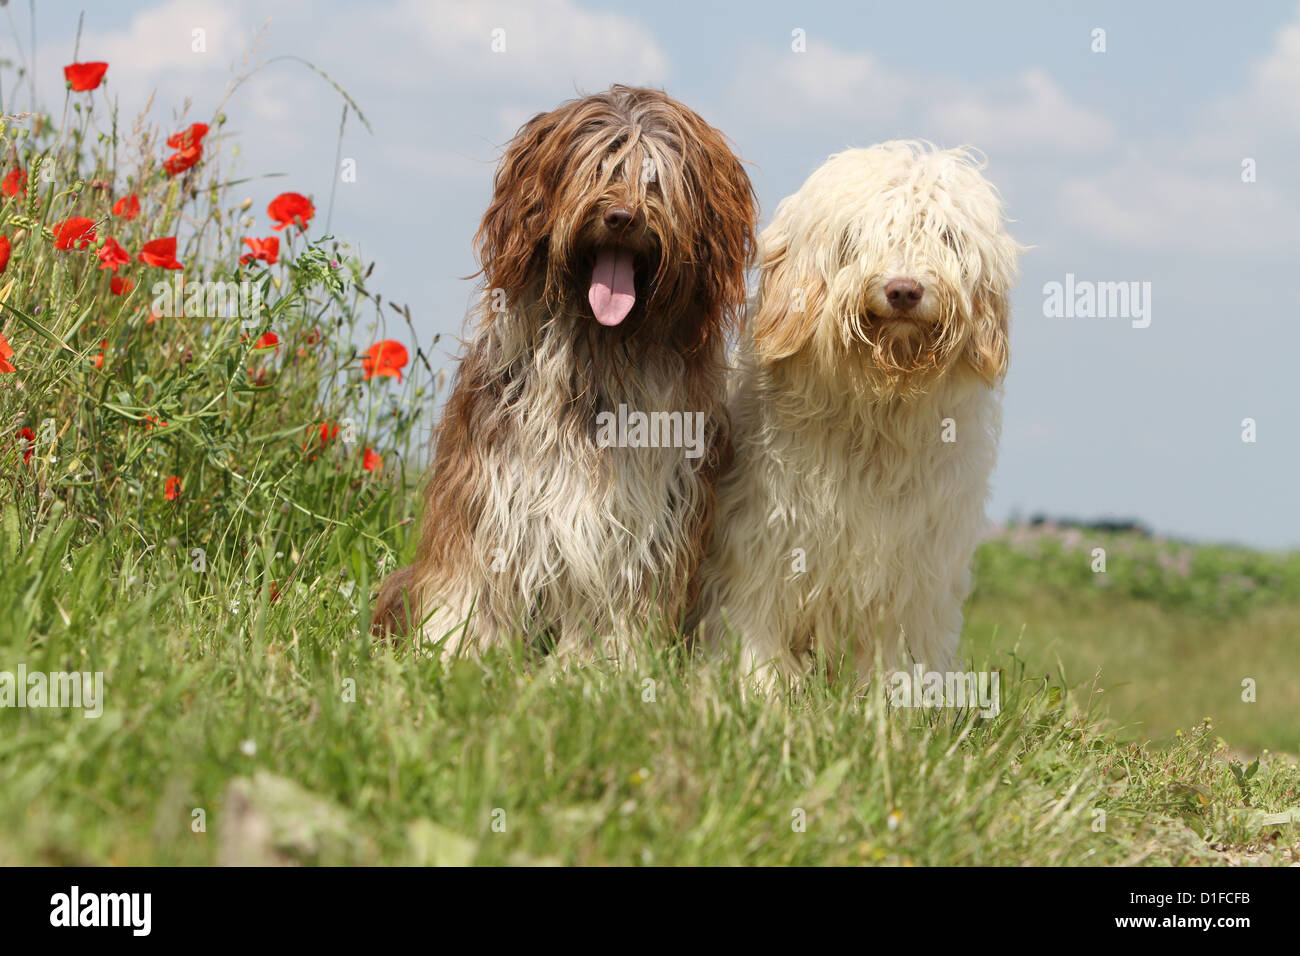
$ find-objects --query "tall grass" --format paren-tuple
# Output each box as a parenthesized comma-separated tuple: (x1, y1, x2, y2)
(0, 57, 434, 621)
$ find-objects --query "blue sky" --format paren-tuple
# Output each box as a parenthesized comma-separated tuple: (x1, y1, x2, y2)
(6, 0, 1299, 547)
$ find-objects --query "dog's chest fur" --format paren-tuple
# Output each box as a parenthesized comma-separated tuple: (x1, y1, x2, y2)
(705, 357, 999, 669)
(452, 317, 724, 641)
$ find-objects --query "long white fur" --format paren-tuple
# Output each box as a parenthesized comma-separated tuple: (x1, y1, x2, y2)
(699, 141, 1020, 687)
(417, 314, 721, 663)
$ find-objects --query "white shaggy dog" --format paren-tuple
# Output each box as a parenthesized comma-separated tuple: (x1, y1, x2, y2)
(698, 141, 1020, 688)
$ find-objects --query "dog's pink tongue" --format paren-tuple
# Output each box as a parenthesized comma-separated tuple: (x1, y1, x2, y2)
(588, 248, 636, 326)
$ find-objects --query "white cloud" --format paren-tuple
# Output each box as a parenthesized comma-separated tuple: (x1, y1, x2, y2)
(726, 44, 1113, 157)
(389, 0, 668, 93)
(768, 46, 906, 115)
(1053, 7, 1300, 254)
(926, 69, 1116, 154)
(1243, 12, 1300, 134)
(1056, 155, 1291, 252)
(47, 0, 246, 113)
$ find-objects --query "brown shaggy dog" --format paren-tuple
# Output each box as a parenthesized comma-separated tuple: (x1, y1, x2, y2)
(373, 86, 756, 662)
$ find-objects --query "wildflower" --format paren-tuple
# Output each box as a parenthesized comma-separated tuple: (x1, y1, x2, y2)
(162, 122, 208, 176)
(307, 422, 340, 449)
(1, 168, 25, 198)
(252, 331, 280, 353)
(361, 340, 408, 382)
(362, 447, 382, 472)
(240, 235, 279, 266)
(109, 276, 134, 296)
(296, 327, 322, 357)
(96, 236, 130, 272)
(138, 236, 184, 270)
(0, 234, 9, 274)
(168, 122, 209, 152)
(112, 194, 140, 220)
(19, 427, 36, 463)
(303, 422, 339, 461)
(164, 475, 181, 500)
(267, 192, 314, 231)
(63, 62, 109, 91)
(53, 217, 97, 250)
(0, 331, 14, 373)
(91, 339, 107, 369)
(163, 151, 200, 176)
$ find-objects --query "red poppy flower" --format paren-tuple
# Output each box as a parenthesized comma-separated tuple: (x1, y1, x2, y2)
(112, 194, 140, 220)
(64, 62, 109, 92)
(163, 151, 201, 176)
(302, 421, 340, 459)
(361, 340, 408, 382)
(164, 475, 181, 500)
(109, 275, 134, 296)
(53, 217, 97, 250)
(96, 236, 130, 272)
(1, 168, 25, 199)
(91, 339, 107, 369)
(167, 123, 209, 152)
(0, 234, 9, 274)
(19, 427, 36, 464)
(138, 236, 184, 270)
(362, 447, 382, 472)
(0, 331, 14, 374)
(267, 192, 314, 231)
(254, 331, 280, 352)
(163, 123, 208, 176)
(296, 327, 322, 357)
(240, 235, 279, 266)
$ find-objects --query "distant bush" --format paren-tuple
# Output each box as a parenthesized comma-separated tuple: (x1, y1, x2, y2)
(973, 523, 1300, 617)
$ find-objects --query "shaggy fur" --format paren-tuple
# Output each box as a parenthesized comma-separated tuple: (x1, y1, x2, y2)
(374, 86, 757, 661)
(698, 141, 1020, 688)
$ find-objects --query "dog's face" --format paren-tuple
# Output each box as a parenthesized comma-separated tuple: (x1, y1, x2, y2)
(752, 142, 1020, 396)
(474, 85, 756, 351)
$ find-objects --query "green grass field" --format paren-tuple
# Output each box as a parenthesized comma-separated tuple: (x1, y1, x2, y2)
(3, 507, 1299, 866)
(2, 56, 1298, 867)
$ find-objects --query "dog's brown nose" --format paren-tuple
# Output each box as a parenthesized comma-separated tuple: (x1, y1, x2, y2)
(603, 206, 635, 230)
(885, 277, 924, 310)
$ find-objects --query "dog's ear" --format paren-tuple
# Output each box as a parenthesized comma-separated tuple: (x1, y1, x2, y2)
(473, 111, 562, 296)
(963, 285, 1009, 386)
(677, 112, 758, 331)
(750, 230, 825, 363)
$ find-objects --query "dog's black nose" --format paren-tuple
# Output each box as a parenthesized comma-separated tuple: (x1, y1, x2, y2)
(885, 277, 924, 310)
(603, 206, 634, 229)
